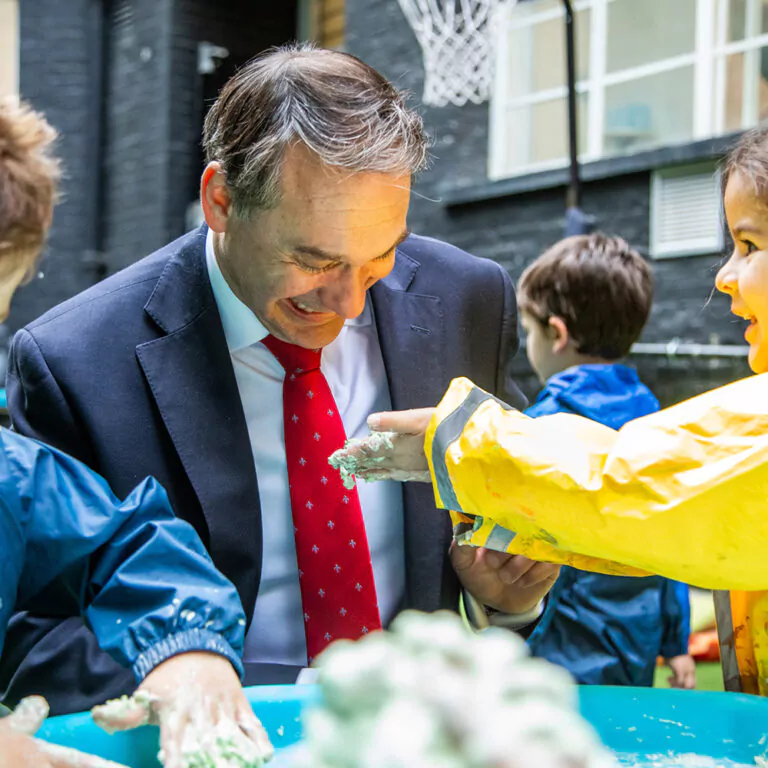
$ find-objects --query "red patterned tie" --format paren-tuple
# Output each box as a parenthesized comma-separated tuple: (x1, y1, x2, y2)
(262, 335, 382, 663)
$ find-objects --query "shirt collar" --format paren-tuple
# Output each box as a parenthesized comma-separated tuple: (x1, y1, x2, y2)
(206, 229, 268, 352)
(205, 229, 373, 354)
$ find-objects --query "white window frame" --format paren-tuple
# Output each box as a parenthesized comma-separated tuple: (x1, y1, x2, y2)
(0, 0, 20, 97)
(489, 0, 768, 180)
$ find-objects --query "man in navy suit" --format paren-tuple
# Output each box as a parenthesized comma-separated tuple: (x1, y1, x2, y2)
(2, 45, 559, 714)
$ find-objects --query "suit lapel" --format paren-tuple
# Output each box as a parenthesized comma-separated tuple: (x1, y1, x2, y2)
(136, 228, 262, 622)
(371, 251, 452, 612)
(371, 251, 446, 410)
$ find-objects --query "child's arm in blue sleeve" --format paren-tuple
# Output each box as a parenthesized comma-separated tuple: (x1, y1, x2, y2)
(0, 496, 25, 657)
(4, 430, 245, 682)
(659, 579, 691, 658)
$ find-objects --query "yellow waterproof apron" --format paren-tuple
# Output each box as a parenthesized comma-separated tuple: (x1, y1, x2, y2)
(426, 376, 768, 694)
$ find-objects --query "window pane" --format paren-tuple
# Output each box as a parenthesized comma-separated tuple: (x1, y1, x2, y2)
(716, 47, 768, 131)
(502, 94, 589, 172)
(719, 0, 768, 43)
(606, 0, 696, 74)
(604, 66, 694, 155)
(506, 6, 590, 99)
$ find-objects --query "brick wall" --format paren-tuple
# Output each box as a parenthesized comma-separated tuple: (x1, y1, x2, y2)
(346, 0, 751, 406)
(14, 0, 750, 405)
(165, 0, 297, 245)
(12, 0, 297, 329)
(103, 0, 296, 272)
(13, 0, 102, 332)
(102, 0, 174, 272)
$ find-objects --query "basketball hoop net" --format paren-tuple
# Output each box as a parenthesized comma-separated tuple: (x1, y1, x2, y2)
(396, 0, 514, 107)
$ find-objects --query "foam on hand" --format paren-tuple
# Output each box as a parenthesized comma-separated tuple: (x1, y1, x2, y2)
(328, 432, 396, 490)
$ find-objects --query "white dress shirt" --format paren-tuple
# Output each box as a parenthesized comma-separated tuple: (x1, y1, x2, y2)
(205, 231, 405, 665)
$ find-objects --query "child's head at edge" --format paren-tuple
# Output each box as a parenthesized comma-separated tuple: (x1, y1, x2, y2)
(517, 233, 653, 384)
(0, 96, 60, 323)
(717, 125, 768, 374)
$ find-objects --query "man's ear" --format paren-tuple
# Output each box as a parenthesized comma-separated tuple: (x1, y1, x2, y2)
(548, 316, 571, 354)
(200, 162, 232, 233)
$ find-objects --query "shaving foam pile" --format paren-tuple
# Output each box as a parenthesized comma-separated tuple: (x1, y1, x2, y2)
(289, 610, 617, 768)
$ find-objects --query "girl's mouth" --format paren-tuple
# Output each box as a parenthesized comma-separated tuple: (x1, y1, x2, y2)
(745, 315, 758, 342)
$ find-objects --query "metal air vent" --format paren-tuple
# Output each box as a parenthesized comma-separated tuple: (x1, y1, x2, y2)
(650, 165, 724, 259)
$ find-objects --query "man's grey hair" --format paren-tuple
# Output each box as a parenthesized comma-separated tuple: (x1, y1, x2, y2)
(202, 43, 430, 218)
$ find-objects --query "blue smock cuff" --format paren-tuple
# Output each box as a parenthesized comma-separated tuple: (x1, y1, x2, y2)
(132, 628, 245, 682)
(660, 641, 689, 660)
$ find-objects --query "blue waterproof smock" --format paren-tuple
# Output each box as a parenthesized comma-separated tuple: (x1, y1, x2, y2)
(0, 428, 246, 682)
(525, 364, 690, 686)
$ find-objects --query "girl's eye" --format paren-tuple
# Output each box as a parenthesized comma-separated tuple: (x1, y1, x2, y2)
(743, 239, 758, 255)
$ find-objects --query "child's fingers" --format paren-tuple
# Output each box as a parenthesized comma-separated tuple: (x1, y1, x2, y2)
(367, 408, 434, 434)
(5, 695, 49, 735)
(37, 741, 129, 768)
(156, 691, 274, 768)
(236, 704, 274, 761)
(355, 468, 432, 483)
(91, 694, 154, 734)
(156, 696, 194, 768)
(330, 432, 430, 485)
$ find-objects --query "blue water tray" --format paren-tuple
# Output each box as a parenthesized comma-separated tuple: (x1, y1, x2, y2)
(36, 685, 768, 766)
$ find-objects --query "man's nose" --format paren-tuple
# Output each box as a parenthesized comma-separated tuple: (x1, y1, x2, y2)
(715, 252, 738, 296)
(323, 265, 368, 319)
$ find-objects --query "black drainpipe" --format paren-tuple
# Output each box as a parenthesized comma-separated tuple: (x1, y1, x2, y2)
(563, 0, 580, 209)
(82, 0, 109, 283)
(562, 0, 594, 236)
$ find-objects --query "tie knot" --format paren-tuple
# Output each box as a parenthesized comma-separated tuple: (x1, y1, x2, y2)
(262, 334, 322, 376)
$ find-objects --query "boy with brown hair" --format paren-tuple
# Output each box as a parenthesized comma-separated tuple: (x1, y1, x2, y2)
(519, 233, 695, 689)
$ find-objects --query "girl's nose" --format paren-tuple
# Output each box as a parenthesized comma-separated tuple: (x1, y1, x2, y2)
(715, 252, 738, 296)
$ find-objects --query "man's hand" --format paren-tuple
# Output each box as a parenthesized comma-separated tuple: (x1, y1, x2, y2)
(450, 542, 560, 615)
(92, 652, 273, 768)
(328, 408, 434, 485)
(339, 410, 560, 616)
(665, 654, 696, 689)
(0, 696, 128, 768)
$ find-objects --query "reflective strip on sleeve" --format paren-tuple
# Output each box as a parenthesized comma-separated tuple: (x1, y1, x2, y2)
(484, 524, 517, 552)
(432, 386, 515, 514)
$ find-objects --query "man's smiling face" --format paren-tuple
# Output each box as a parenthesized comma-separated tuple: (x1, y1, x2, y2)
(210, 143, 412, 350)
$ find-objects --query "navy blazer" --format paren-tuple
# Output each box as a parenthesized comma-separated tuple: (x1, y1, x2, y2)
(1, 227, 521, 714)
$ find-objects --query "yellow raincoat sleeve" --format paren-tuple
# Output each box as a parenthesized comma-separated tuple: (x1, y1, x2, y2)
(424, 375, 768, 591)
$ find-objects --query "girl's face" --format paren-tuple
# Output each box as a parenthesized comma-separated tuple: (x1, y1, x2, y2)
(717, 170, 768, 374)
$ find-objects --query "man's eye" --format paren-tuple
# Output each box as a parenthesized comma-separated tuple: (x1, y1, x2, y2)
(298, 261, 337, 274)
